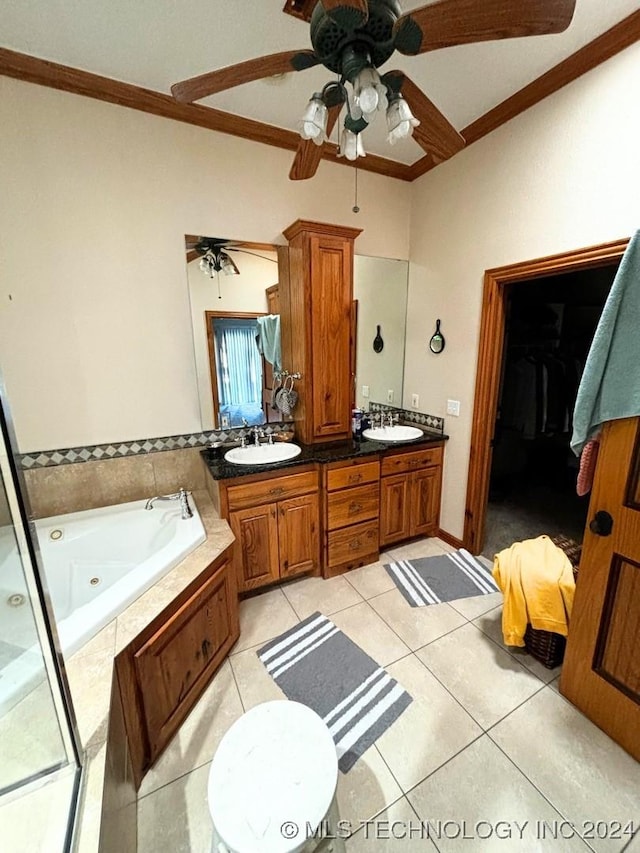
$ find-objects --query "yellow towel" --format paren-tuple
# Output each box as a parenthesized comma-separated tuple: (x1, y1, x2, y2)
(492, 535, 575, 647)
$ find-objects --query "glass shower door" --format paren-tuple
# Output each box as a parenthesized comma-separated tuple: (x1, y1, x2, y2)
(0, 387, 82, 851)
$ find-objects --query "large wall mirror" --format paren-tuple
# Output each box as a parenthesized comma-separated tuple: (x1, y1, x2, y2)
(186, 235, 408, 431)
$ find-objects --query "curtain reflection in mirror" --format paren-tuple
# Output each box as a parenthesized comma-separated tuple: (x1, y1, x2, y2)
(212, 317, 265, 427)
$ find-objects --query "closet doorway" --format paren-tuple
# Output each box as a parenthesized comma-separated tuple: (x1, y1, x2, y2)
(464, 239, 629, 557)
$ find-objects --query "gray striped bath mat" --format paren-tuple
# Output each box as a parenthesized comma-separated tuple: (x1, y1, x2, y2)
(257, 611, 412, 772)
(384, 549, 499, 607)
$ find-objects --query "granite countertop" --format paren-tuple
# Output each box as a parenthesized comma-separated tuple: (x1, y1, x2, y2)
(202, 427, 449, 480)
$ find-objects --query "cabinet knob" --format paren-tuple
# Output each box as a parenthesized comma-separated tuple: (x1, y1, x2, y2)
(349, 473, 362, 483)
(269, 487, 285, 496)
(349, 502, 363, 513)
(349, 539, 361, 550)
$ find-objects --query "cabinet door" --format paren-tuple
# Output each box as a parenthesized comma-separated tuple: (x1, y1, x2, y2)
(411, 466, 441, 537)
(230, 503, 280, 592)
(379, 473, 411, 546)
(132, 558, 237, 764)
(310, 236, 352, 441)
(278, 493, 320, 579)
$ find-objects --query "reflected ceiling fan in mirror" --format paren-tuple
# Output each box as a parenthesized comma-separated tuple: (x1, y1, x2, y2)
(172, 0, 577, 180)
(186, 237, 241, 278)
(185, 235, 279, 297)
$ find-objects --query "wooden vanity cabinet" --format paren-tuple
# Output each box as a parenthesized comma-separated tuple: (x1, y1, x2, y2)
(281, 220, 362, 445)
(324, 458, 380, 576)
(379, 445, 444, 547)
(116, 547, 238, 787)
(223, 467, 321, 592)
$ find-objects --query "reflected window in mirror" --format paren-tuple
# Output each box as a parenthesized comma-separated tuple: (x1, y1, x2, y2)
(206, 312, 283, 429)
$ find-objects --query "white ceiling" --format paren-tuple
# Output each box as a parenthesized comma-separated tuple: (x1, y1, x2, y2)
(2, 0, 638, 165)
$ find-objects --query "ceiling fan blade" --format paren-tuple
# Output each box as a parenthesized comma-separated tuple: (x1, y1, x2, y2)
(394, 0, 577, 55)
(289, 104, 342, 181)
(320, 0, 369, 28)
(225, 255, 241, 275)
(186, 250, 200, 263)
(171, 50, 320, 103)
(383, 71, 465, 161)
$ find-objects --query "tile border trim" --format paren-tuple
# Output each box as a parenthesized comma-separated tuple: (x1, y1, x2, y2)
(18, 408, 444, 469)
(18, 424, 293, 469)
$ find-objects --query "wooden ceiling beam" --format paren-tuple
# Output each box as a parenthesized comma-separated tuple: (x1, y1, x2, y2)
(407, 8, 640, 181)
(3, 6, 640, 185)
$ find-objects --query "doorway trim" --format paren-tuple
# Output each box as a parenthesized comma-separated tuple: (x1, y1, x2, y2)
(463, 237, 630, 554)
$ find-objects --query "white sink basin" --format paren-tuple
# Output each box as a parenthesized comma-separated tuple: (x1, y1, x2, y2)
(362, 425, 424, 443)
(224, 443, 302, 465)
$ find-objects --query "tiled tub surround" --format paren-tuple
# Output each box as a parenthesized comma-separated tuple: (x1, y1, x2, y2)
(18, 424, 297, 470)
(23, 447, 210, 519)
(60, 491, 234, 852)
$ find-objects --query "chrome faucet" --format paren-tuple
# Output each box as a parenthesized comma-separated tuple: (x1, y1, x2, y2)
(387, 412, 399, 428)
(145, 487, 193, 519)
(251, 425, 264, 446)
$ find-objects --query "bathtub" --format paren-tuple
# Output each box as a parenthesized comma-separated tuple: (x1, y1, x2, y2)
(0, 498, 205, 713)
(36, 498, 206, 656)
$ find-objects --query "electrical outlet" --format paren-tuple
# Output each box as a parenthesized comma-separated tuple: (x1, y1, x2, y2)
(220, 413, 230, 429)
(362, 385, 369, 398)
(411, 393, 419, 409)
(447, 399, 461, 417)
(387, 389, 394, 403)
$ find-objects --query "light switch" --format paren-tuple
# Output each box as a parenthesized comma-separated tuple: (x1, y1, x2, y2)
(362, 385, 369, 398)
(387, 389, 394, 403)
(411, 394, 419, 408)
(447, 399, 461, 417)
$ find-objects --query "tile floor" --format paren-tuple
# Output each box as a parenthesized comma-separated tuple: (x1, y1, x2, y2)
(137, 538, 640, 853)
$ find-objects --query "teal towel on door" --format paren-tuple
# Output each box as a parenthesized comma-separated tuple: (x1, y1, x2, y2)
(571, 229, 640, 455)
(256, 314, 281, 372)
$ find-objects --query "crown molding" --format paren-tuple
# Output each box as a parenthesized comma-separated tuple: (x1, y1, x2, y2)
(407, 8, 640, 181)
(2, 8, 639, 185)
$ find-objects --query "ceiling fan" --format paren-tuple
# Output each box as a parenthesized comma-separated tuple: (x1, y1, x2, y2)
(172, 0, 577, 180)
(186, 236, 242, 276)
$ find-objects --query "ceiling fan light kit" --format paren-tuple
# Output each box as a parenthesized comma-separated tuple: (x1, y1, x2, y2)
(299, 93, 329, 144)
(199, 249, 239, 278)
(171, 0, 577, 180)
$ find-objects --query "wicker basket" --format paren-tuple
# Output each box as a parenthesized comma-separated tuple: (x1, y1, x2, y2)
(523, 535, 581, 669)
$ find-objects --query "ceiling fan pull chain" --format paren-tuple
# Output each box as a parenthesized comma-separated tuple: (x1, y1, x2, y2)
(353, 165, 360, 214)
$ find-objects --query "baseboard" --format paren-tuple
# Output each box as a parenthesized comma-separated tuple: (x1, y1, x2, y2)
(437, 528, 464, 550)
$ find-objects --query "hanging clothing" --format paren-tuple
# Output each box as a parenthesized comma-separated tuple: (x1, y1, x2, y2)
(256, 314, 281, 372)
(571, 229, 640, 455)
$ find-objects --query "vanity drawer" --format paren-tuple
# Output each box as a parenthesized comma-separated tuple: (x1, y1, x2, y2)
(326, 483, 379, 530)
(327, 520, 379, 568)
(326, 460, 380, 492)
(226, 470, 318, 511)
(381, 445, 443, 476)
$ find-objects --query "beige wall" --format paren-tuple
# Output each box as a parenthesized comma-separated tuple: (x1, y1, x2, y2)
(0, 77, 411, 453)
(405, 43, 640, 540)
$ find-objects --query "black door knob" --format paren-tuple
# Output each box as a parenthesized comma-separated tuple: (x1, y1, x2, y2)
(589, 510, 614, 537)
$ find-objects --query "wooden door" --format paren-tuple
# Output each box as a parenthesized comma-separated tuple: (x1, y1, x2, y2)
(310, 235, 353, 441)
(278, 493, 320, 579)
(380, 474, 411, 546)
(230, 503, 279, 592)
(411, 466, 441, 537)
(560, 417, 640, 760)
(266, 284, 280, 314)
